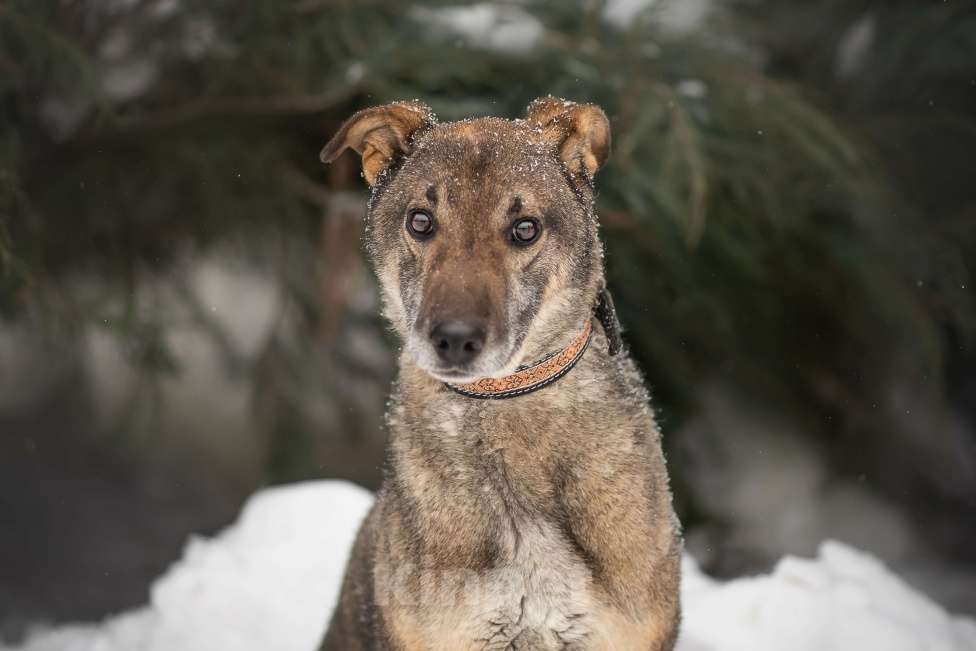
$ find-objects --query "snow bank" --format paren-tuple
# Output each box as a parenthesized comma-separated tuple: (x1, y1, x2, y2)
(3, 482, 372, 651)
(6, 481, 975, 651)
(680, 544, 976, 650)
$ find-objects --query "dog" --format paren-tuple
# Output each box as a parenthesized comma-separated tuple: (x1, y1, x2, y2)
(318, 97, 681, 651)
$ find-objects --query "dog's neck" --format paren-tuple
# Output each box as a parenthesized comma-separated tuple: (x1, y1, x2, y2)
(397, 311, 618, 406)
(399, 288, 621, 402)
(391, 318, 632, 460)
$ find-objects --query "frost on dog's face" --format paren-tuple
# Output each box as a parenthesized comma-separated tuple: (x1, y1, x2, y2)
(322, 98, 610, 382)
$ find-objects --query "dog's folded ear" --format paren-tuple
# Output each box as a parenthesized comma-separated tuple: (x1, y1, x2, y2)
(525, 97, 610, 180)
(320, 101, 435, 185)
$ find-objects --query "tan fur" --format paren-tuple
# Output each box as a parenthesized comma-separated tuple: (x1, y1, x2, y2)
(319, 98, 681, 651)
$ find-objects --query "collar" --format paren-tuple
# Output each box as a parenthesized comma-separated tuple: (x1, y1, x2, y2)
(445, 319, 593, 399)
(443, 287, 622, 400)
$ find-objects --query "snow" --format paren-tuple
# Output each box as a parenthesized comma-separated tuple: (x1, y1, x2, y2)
(835, 13, 877, 79)
(3, 482, 371, 651)
(680, 545, 976, 650)
(411, 4, 543, 55)
(603, 0, 712, 34)
(5, 481, 975, 651)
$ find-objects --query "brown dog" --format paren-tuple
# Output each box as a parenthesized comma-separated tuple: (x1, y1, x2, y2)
(318, 98, 681, 650)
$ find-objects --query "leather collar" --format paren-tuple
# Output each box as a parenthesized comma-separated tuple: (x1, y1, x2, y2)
(443, 287, 621, 400)
(445, 319, 593, 400)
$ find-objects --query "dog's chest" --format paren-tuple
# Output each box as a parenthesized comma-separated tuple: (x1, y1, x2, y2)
(410, 517, 599, 651)
(504, 516, 600, 640)
(474, 424, 594, 644)
(387, 407, 638, 649)
(424, 457, 604, 648)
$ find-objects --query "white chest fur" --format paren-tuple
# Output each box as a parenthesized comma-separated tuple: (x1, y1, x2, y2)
(385, 517, 607, 651)
(470, 522, 597, 649)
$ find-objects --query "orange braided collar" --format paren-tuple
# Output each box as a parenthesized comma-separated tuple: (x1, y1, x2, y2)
(445, 319, 593, 400)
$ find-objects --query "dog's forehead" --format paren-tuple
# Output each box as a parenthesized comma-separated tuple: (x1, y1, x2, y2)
(413, 118, 556, 176)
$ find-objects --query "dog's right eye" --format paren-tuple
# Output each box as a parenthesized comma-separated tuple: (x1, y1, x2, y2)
(407, 210, 435, 239)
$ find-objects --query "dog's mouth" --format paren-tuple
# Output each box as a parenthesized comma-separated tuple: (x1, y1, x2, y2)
(424, 367, 484, 383)
(407, 331, 519, 384)
(413, 352, 518, 384)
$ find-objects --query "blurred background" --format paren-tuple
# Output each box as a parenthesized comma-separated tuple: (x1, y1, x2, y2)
(1, 0, 975, 641)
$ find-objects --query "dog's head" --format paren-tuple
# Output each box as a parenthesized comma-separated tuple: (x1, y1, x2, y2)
(321, 97, 610, 383)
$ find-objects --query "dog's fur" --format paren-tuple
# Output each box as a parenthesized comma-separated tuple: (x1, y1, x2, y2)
(318, 98, 681, 651)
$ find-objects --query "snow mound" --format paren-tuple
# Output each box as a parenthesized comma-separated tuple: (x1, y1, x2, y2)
(5, 481, 975, 651)
(680, 544, 976, 650)
(4, 482, 372, 651)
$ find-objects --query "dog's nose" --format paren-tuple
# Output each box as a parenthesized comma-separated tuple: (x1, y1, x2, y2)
(429, 320, 486, 366)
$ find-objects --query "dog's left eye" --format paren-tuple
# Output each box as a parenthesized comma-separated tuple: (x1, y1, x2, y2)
(407, 210, 435, 238)
(511, 218, 541, 245)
